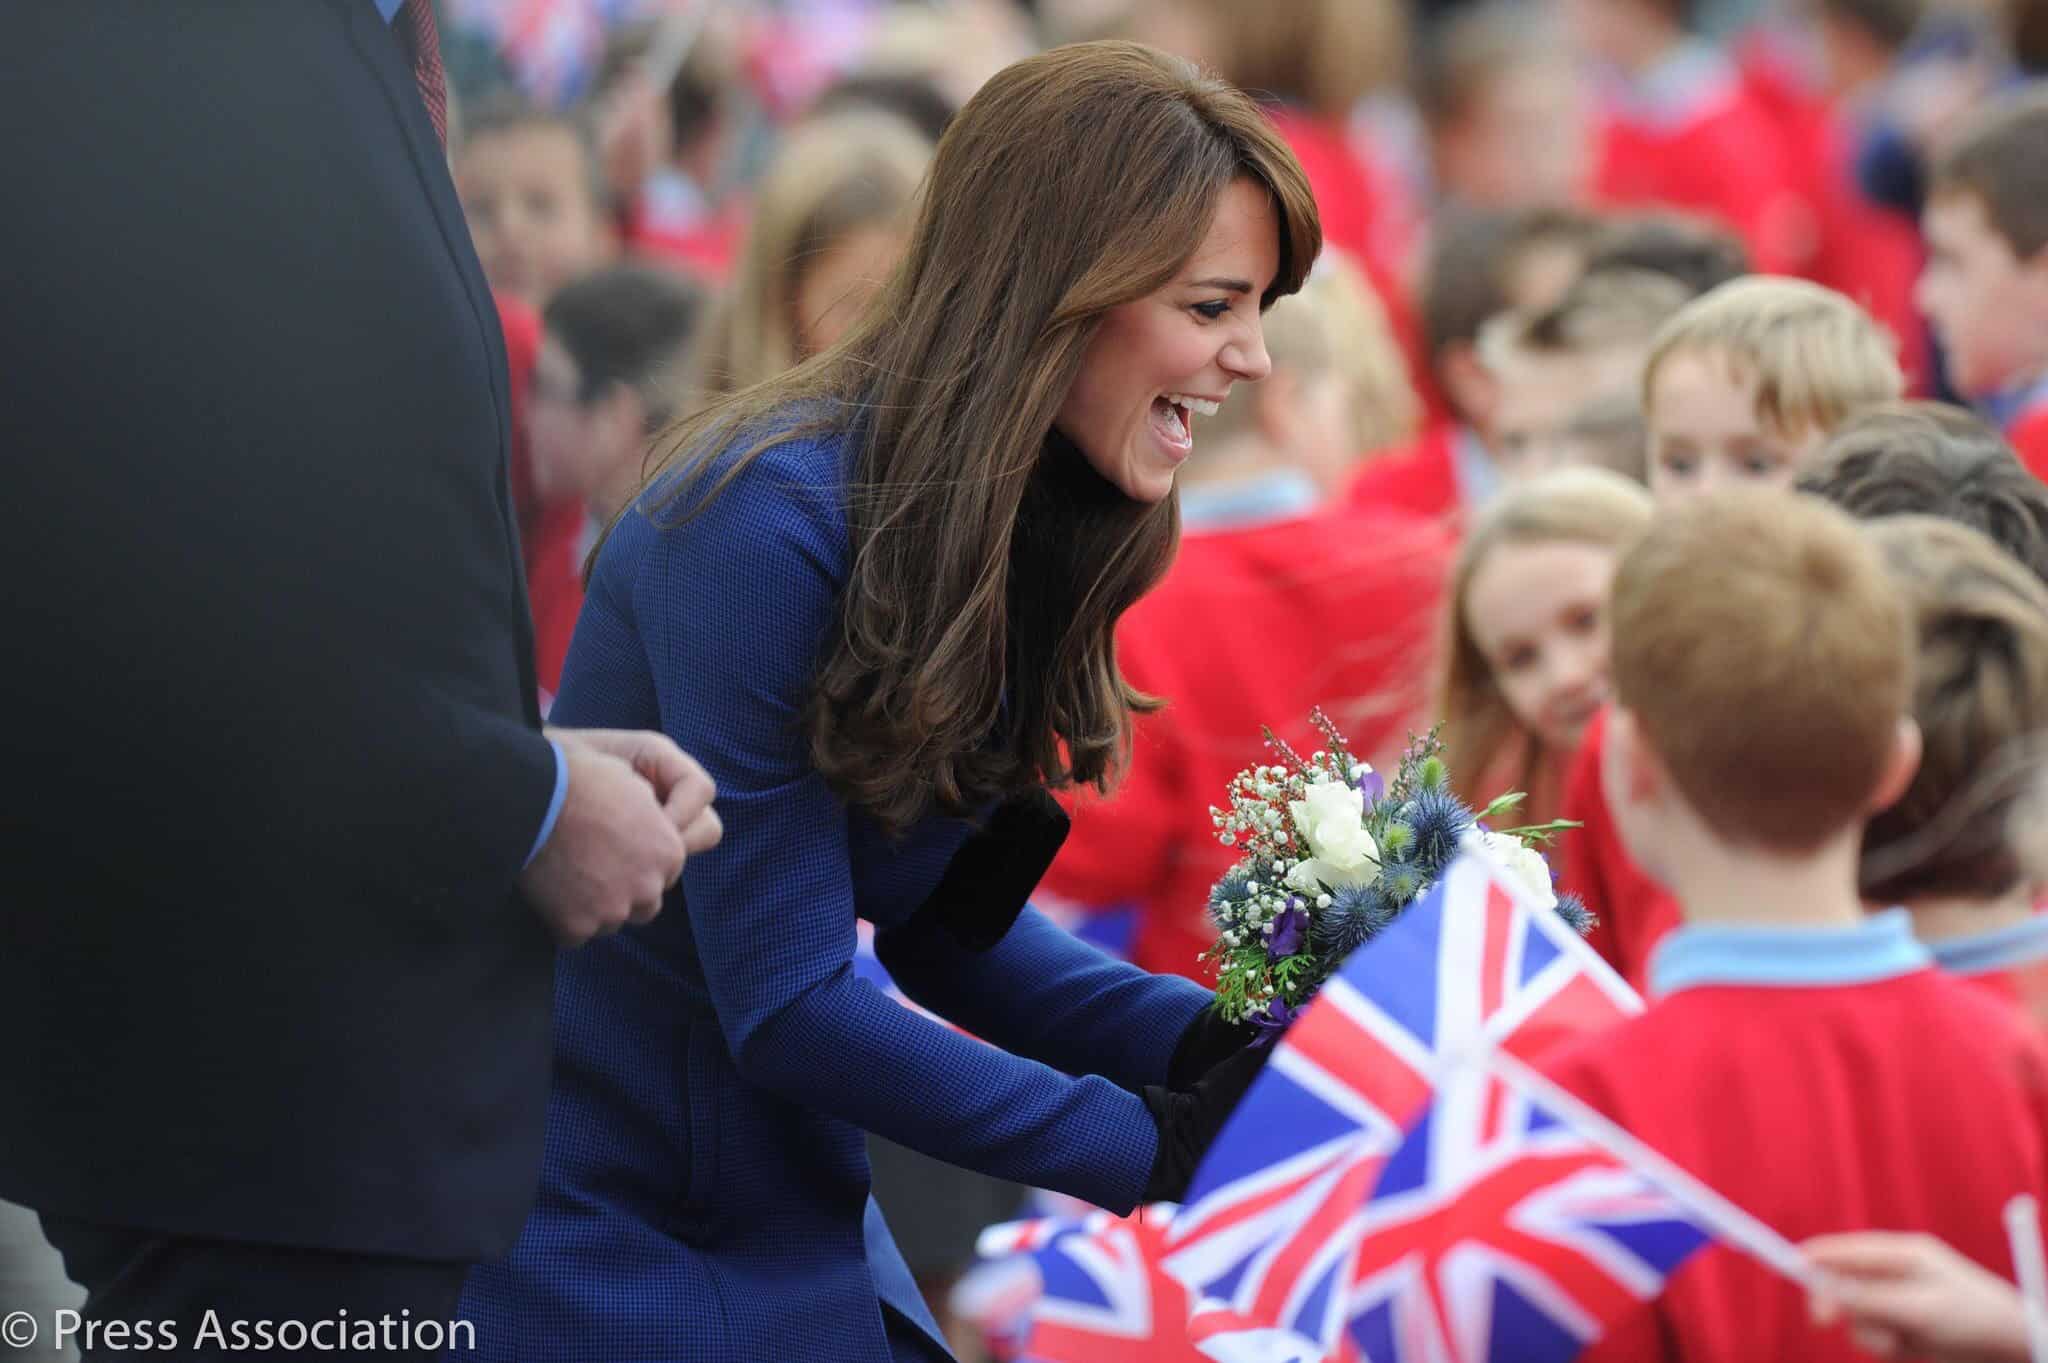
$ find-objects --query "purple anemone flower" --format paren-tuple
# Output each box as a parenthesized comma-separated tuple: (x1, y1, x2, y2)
(1267, 902, 1307, 959)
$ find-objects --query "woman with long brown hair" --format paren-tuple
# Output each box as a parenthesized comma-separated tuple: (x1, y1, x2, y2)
(457, 41, 1319, 1362)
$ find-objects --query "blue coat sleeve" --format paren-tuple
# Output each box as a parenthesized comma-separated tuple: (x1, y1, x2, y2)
(874, 906, 1210, 1091)
(629, 442, 1160, 1212)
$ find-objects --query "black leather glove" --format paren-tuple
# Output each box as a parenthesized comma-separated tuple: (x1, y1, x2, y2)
(910, 787, 1071, 952)
(1168, 1008, 1262, 1090)
(1140, 1042, 1271, 1203)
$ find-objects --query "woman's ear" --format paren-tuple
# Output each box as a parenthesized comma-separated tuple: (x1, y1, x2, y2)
(1865, 717, 1924, 815)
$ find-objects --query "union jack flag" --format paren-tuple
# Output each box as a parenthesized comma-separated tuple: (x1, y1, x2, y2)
(1162, 848, 1644, 1361)
(961, 1207, 1207, 1363)
(1344, 1057, 1719, 1363)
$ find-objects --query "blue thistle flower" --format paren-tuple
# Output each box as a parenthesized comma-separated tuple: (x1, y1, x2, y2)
(1405, 785, 1475, 877)
(1378, 857, 1427, 908)
(1207, 866, 1255, 929)
(1552, 891, 1596, 937)
(1310, 881, 1400, 960)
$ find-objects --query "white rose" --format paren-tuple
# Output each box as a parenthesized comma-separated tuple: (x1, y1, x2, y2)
(1286, 779, 1380, 891)
(1479, 831, 1557, 909)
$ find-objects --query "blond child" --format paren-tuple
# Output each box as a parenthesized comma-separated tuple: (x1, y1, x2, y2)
(1642, 276, 1904, 500)
(1540, 490, 2048, 1363)
(1437, 468, 1653, 825)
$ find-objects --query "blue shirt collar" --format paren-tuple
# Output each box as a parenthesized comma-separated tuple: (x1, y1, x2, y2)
(374, 0, 406, 21)
(1448, 424, 1499, 508)
(1649, 907, 1931, 998)
(1928, 914, 2048, 977)
(1178, 471, 1321, 533)
(1978, 373, 2048, 434)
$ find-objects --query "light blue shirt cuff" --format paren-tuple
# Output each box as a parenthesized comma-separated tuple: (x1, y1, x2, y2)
(525, 740, 570, 870)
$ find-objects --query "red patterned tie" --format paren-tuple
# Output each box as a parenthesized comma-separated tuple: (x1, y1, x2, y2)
(397, 0, 450, 148)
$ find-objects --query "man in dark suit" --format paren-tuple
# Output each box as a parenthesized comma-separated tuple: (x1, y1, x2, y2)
(0, 4, 719, 1357)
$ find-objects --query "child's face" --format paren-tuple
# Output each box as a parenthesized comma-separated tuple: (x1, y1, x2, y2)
(457, 125, 613, 305)
(1464, 537, 1620, 752)
(1646, 351, 1824, 504)
(1918, 191, 2048, 398)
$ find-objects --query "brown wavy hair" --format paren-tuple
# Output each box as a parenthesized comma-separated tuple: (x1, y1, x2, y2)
(627, 41, 1320, 834)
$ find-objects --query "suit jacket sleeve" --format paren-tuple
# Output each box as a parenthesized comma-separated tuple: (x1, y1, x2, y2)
(629, 443, 1161, 1211)
(874, 905, 1210, 1091)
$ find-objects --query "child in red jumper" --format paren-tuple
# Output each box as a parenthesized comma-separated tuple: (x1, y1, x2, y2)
(1563, 277, 1903, 984)
(1917, 91, 2048, 481)
(1543, 489, 2048, 1363)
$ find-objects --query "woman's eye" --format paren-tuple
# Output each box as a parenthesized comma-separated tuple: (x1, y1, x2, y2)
(1660, 455, 1697, 477)
(1193, 300, 1231, 321)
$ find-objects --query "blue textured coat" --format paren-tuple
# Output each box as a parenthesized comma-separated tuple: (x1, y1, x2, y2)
(456, 431, 1212, 1361)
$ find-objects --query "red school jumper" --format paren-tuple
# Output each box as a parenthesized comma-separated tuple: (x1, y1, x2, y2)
(1548, 911, 2048, 1363)
(1039, 493, 1453, 981)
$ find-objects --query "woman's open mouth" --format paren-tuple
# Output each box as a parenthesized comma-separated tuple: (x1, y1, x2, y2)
(1148, 392, 1220, 458)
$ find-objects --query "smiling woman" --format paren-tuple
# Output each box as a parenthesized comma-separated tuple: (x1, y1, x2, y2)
(456, 39, 1321, 1363)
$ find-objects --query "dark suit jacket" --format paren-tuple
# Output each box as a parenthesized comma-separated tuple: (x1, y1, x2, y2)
(0, 1, 559, 1261)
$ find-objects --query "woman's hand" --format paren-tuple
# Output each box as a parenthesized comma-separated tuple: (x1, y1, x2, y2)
(1803, 1232, 2030, 1363)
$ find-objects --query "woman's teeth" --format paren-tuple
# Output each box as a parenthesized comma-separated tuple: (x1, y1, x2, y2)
(1165, 392, 1221, 417)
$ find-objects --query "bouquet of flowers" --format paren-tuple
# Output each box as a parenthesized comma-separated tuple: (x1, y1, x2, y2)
(1204, 710, 1592, 1031)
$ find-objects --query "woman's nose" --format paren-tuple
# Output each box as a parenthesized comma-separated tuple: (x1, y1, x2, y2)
(1222, 317, 1272, 382)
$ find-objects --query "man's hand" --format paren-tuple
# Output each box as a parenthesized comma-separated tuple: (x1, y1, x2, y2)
(553, 727, 723, 855)
(517, 730, 719, 947)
